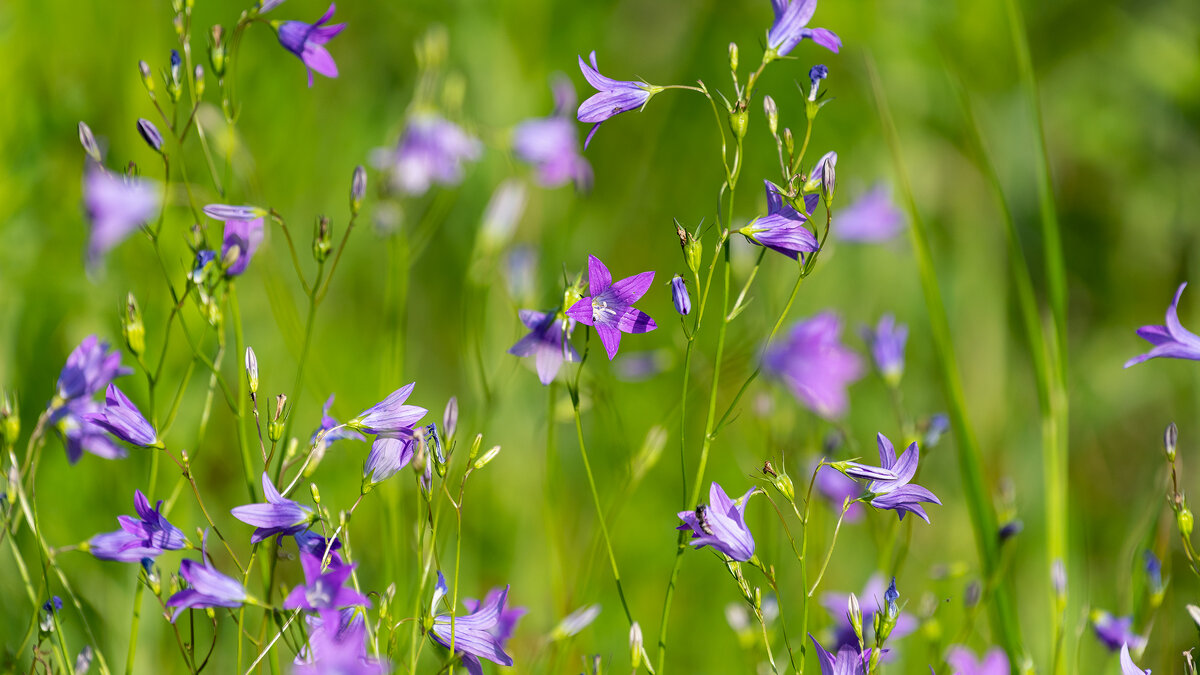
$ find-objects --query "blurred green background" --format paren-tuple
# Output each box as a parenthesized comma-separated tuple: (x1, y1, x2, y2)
(2, 0, 1200, 672)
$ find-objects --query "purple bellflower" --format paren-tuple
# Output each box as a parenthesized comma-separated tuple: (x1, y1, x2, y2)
(310, 394, 367, 446)
(862, 314, 907, 384)
(1120, 644, 1150, 675)
(89, 490, 186, 563)
(463, 587, 526, 651)
(55, 400, 126, 463)
(363, 434, 415, 485)
(763, 312, 864, 419)
(1125, 282, 1200, 367)
(276, 3, 345, 87)
(835, 185, 904, 243)
(508, 309, 580, 385)
(670, 275, 691, 316)
(284, 552, 370, 611)
(945, 646, 1008, 675)
(767, 0, 841, 57)
(565, 255, 657, 360)
(822, 574, 916, 652)
(294, 609, 389, 675)
(380, 114, 482, 196)
(83, 384, 158, 447)
(166, 535, 247, 621)
(347, 383, 428, 435)
(677, 482, 756, 562)
(739, 180, 819, 260)
(231, 473, 314, 543)
(429, 573, 516, 675)
(813, 462, 864, 522)
(809, 635, 870, 675)
(55, 335, 131, 404)
(220, 217, 265, 276)
(513, 77, 593, 190)
(852, 433, 941, 523)
(1092, 611, 1146, 653)
(83, 167, 160, 269)
(576, 51, 664, 149)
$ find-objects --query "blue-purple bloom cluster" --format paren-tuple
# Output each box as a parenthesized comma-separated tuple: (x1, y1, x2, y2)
(89, 490, 186, 563)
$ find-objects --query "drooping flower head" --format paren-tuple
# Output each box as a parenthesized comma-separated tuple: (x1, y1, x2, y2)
(676, 482, 756, 562)
(861, 314, 907, 384)
(763, 312, 864, 419)
(55, 335, 131, 404)
(767, 0, 841, 57)
(284, 552, 370, 611)
(846, 433, 941, 523)
(565, 255, 657, 360)
(83, 167, 160, 269)
(166, 534, 247, 621)
(514, 76, 592, 190)
(89, 490, 186, 563)
(363, 433, 415, 485)
(310, 394, 367, 446)
(808, 634, 870, 675)
(276, 3, 345, 87)
(1092, 611, 1146, 653)
(576, 51, 664, 148)
(822, 574, 916, 652)
(944, 646, 1009, 675)
(508, 309, 580, 385)
(835, 184, 904, 243)
(428, 573, 516, 674)
(83, 384, 158, 447)
(347, 384, 428, 435)
(739, 180, 819, 260)
(231, 473, 314, 543)
(379, 114, 482, 196)
(1120, 643, 1151, 675)
(1125, 282, 1200, 367)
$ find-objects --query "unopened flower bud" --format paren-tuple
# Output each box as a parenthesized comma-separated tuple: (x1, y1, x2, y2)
(763, 95, 779, 137)
(684, 231, 702, 277)
(268, 394, 287, 441)
(808, 64, 828, 102)
(629, 621, 648, 671)
(350, 165, 367, 215)
(208, 26, 226, 77)
(78, 122, 102, 162)
(728, 105, 748, 141)
(312, 215, 332, 263)
(1165, 422, 1178, 462)
(309, 483, 321, 504)
(442, 397, 458, 440)
(468, 433, 483, 462)
(122, 292, 146, 356)
(728, 42, 739, 74)
(244, 347, 258, 394)
(964, 580, 981, 608)
(1, 393, 19, 449)
(473, 445, 501, 470)
(1180, 506, 1194, 538)
(194, 64, 205, 98)
(783, 128, 794, 156)
(670, 275, 691, 316)
(137, 118, 163, 153)
(1051, 558, 1067, 600)
(847, 593, 863, 643)
(138, 60, 156, 95)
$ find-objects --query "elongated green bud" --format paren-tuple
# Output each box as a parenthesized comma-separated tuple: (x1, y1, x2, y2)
(122, 293, 146, 357)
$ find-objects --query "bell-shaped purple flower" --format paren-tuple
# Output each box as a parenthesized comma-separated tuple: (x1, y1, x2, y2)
(165, 535, 247, 621)
(83, 167, 160, 268)
(945, 646, 1009, 675)
(861, 314, 907, 384)
(514, 77, 593, 190)
(347, 383, 428, 435)
(676, 482, 756, 562)
(55, 335, 132, 403)
(295, 609, 389, 675)
(767, 0, 841, 57)
(809, 634, 870, 675)
(310, 394, 367, 446)
(89, 490, 186, 562)
(379, 114, 482, 196)
(763, 312, 864, 419)
(508, 309, 580, 385)
(55, 400, 126, 464)
(284, 552, 370, 611)
(83, 384, 158, 447)
(670, 275, 691, 316)
(463, 587, 526, 650)
(822, 574, 917, 652)
(856, 433, 941, 523)
(363, 433, 415, 485)
(1092, 611, 1146, 653)
(835, 184, 904, 243)
(1120, 643, 1150, 675)
(576, 51, 663, 149)
(429, 574, 516, 674)
(1125, 282, 1200, 367)
(230, 473, 313, 543)
(219, 216, 265, 276)
(565, 255, 657, 360)
(740, 180, 820, 260)
(276, 3, 345, 87)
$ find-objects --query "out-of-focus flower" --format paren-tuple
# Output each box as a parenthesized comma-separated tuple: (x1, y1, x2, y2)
(739, 180, 819, 260)
(1120, 643, 1150, 675)
(83, 167, 160, 268)
(231, 473, 313, 543)
(1125, 282, 1200, 367)
(283, 552, 370, 611)
(1092, 611, 1146, 653)
(276, 3, 345, 87)
(861, 314, 907, 384)
(509, 309, 579, 385)
(835, 184, 904, 243)
(576, 51, 663, 148)
(378, 114, 482, 196)
(478, 179, 526, 252)
(83, 384, 157, 447)
(218, 216, 265, 276)
(945, 646, 1009, 675)
(514, 77, 592, 189)
(808, 634, 869, 675)
(767, 0, 841, 57)
(294, 609, 389, 675)
(676, 482, 756, 562)
(763, 312, 863, 419)
(822, 574, 917, 652)
(552, 604, 601, 640)
(565, 255, 657, 360)
(813, 462, 864, 522)
(55, 336, 131, 404)
(54, 400, 126, 463)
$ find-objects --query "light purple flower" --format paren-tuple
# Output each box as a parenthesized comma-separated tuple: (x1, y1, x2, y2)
(219, 216, 265, 276)
(54, 335, 132, 408)
(806, 150, 838, 196)
(55, 400, 126, 464)
(670, 275, 691, 316)
(89, 490, 186, 562)
(203, 204, 265, 221)
(1120, 643, 1150, 675)
(294, 529, 341, 557)
(835, 185, 904, 243)
(429, 573, 516, 675)
(294, 609, 389, 675)
(763, 312, 864, 419)
(347, 383, 428, 435)
(945, 646, 1008, 675)
(276, 3, 345, 87)
(1092, 611, 1145, 653)
(856, 433, 941, 523)
(862, 314, 907, 383)
(166, 535, 247, 621)
(676, 482, 756, 562)
(1125, 282, 1200, 367)
(767, 0, 841, 57)
(809, 634, 870, 675)
(463, 588, 526, 649)
(565, 255, 657, 360)
(740, 180, 820, 260)
(83, 167, 160, 268)
(813, 462, 864, 522)
(284, 552, 370, 611)
(363, 434, 415, 485)
(380, 114, 482, 196)
(514, 77, 592, 190)
(231, 473, 313, 543)
(508, 309, 580, 385)
(822, 574, 917, 652)
(576, 51, 663, 149)
(83, 384, 157, 447)
(310, 394, 367, 446)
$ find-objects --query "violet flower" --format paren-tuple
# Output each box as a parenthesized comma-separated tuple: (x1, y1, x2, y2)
(463, 587, 526, 649)
(763, 312, 864, 419)
(809, 634, 870, 675)
(513, 77, 592, 189)
(861, 314, 907, 384)
(83, 167, 160, 268)
(347, 383, 428, 435)
(1120, 644, 1150, 675)
(83, 384, 158, 447)
(276, 3, 345, 87)
(945, 646, 1008, 675)
(1092, 611, 1146, 653)
(508, 309, 579, 385)
(670, 275, 691, 316)
(576, 51, 663, 148)
(812, 462, 864, 522)
(739, 180, 820, 260)
(166, 535, 247, 621)
(284, 552, 370, 611)
(295, 609, 389, 675)
(429, 573, 515, 674)
(379, 114, 482, 196)
(89, 490, 186, 563)
(55, 335, 131, 403)
(293, 529, 341, 557)
(835, 185, 904, 243)
(565, 255, 657, 360)
(767, 0, 841, 57)
(855, 433, 941, 523)
(676, 482, 756, 562)
(1125, 282, 1200, 367)
(363, 434, 415, 485)
(310, 394, 367, 446)
(219, 216, 265, 276)
(822, 574, 916, 652)
(55, 401, 126, 463)
(231, 473, 314, 543)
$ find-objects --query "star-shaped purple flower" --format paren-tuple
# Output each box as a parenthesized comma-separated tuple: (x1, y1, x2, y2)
(508, 309, 580, 384)
(284, 552, 370, 611)
(565, 255, 657, 360)
(576, 51, 663, 148)
(347, 383, 428, 435)
(739, 180, 820, 260)
(763, 312, 864, 419)
(89, 490, 186, 563)
(677, 482, 756, 562)
(847, 433, 941, 523)
(429, 573, 516, 675)
(767, 0, 841, 57)
(230, 472, 313, 543)
(1125, 282, 1200, 367)
(276, 3, 345, 87)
